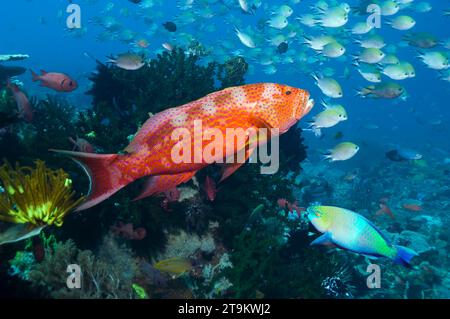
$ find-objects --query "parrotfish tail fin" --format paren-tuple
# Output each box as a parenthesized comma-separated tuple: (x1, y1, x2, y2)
(30, 69, 39, 82)
(50, 149, 129, 211)
(393, 245, 418, 268)
(134, 171, 196, 201)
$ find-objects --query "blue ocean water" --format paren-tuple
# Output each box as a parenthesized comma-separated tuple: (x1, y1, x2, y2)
(2, 1, 448, 161)
(0, 0, 449, 299)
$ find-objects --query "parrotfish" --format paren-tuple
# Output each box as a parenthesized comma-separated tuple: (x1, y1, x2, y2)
(307, 205, 417, 267)
(52, 83, 313, 211)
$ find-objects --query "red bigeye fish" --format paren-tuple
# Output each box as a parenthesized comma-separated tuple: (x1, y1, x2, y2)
(32, 237, 45, 262)
(69, 137, 95, 153)
(52, 83, 313, 211)
(277, 198, 305, 215)
(6, 80, 33, 123)
(204, 175, 218, 201)
(31, 69, 78, 92)
(376, 198, 395, 219)
(402, 201, 422, 212)
(110, 222, 147, 240)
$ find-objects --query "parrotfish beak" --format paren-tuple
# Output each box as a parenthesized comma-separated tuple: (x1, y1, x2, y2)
(306, 206, 329, 233)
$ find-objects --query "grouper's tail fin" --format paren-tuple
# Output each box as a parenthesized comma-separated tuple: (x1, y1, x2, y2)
(393, 245, 418, 268)
(50, 149, 130, 211)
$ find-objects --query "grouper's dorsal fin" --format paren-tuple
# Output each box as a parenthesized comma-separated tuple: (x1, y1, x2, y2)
(124, 109, 175, 153)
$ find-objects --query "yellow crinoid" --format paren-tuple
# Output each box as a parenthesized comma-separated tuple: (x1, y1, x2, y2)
(0, 160, 84, 227)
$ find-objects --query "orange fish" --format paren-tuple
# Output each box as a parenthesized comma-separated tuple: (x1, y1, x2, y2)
(376, 203, 395, 219)
(402, 203, 422, 212)
(69, 137, 95, 153)
(31, 69, 78, 92)
(204, 175, 218, 201)
(6, 80, 33, 123)
(52, 83, 313, 211)
(135, 39, 150, 48)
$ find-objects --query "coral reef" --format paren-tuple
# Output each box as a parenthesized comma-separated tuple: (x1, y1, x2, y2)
(0, 160, 83, 244)
(28, 235, 141, 299)
(0, 54, 29, 62)
(24, 96, 81, 157)
(0, 87, 20, 130)
(83, 48, 218, 152)
(156, 227, 216, 261)
(292, 157, 450, 299)
(216, 56, 248, 89)
(110, 222, 147, 240)
(8, 251, 35, 281)
(0, 48, 313, 299)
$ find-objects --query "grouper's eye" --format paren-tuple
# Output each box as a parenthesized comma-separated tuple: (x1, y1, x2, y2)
(285, 90, 292, 95)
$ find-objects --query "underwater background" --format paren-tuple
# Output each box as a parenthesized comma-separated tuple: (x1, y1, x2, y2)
(0, 0, 449, 299)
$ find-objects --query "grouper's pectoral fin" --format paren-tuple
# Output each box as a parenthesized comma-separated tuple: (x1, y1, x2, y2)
(218, 133, 258, 183)
(310, 232, 336, 247)
(219, 162, 245, 183)
(134, 171, 197, 201)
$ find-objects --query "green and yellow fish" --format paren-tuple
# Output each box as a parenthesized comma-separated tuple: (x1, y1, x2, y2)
(153, 257, 192, 276)
(307, 205, 417, 267)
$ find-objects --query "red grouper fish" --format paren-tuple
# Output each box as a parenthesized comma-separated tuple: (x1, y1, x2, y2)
(52, 83, 314, 211)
